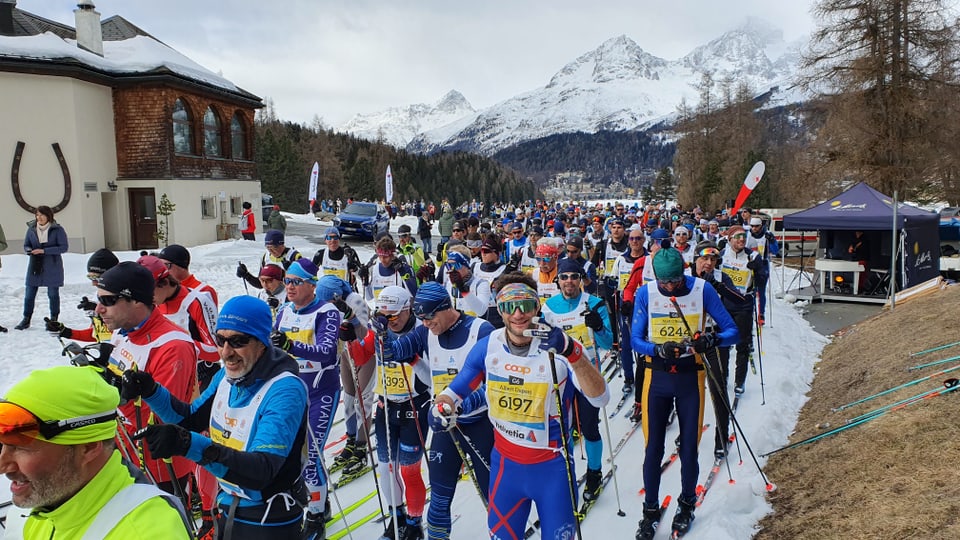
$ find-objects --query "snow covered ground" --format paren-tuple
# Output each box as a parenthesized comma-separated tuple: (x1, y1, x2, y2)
(0, 213, 827, 539)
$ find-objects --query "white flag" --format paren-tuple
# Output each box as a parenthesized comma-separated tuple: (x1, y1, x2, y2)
(308, 161, 319, 203)
(385, 165, 394, 203)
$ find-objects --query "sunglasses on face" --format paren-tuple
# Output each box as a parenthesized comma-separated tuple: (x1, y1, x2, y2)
(558, 272, 581, 281)
(628, 236, 644, 242)
(399, 233, 411, 238)
(214, 333, 255, 348)
(284, 277, 309, 286)
(445, 261, 463, 271)
(536, 256, 554, 263)
(659, 277, 685, 289)
(86, 272, 101, 284)
(379, 311, 403, 322)
(325, 235, 339, 241)
(0, 401, 117, 447)
(413, 303, 444, 320)
(566, 249, 579, 255)
(97, 294, 127, 307)
(731, 233, 747, 240)
(497, 298, 540, 315)
(481, 248, 497, 255)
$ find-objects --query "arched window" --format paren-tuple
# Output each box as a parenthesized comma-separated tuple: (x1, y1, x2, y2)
(231, 112, 247, 159)
(203, 106, 222, 157)
(172, 98, 193, 154)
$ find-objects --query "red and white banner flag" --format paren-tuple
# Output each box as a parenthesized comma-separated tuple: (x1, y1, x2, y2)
(308, 161, 319, 204)
(385, 165, 394, 203)
(730, 161, 765, 216)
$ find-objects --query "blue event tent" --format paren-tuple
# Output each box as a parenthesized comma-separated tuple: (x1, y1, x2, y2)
(783, 182, 940, 289)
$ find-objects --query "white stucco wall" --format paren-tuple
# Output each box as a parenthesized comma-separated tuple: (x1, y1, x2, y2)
(0, 71, 116, 254)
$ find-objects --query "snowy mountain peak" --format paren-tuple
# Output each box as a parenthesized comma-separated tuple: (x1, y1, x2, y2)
(681, 17, 786, 80)
(337, 90, 475, 148)
(548, 34, 667, 87)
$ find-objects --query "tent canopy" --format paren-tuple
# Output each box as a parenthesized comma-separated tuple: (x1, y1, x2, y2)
(783, 182, 938, 231)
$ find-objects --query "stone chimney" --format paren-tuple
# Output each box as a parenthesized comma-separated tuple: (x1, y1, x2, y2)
(74, 0, 103, 56)
(0, 0, 15, 37)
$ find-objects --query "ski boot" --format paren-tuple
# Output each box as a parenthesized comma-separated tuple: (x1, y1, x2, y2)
(343, 441, 369, 476)
(622, 378, 635, 395)
(331, 435, 358, 472)
(582, 468, 603, 501)
(196, 510, 216, 540)
(635, 502, 662, 540)
(671, 495, 696, 537)
(400, 516, 424, 540)
(381, 506, 408, 540)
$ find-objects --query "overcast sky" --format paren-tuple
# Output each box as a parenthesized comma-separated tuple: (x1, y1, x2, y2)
(28, 0, 816, 126)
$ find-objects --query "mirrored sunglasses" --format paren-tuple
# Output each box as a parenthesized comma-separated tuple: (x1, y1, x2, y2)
(284, 277, 309, 286)
(0, 401, 117, 446)
(497, 298, 540, 315)
(325, 235, 340, 241)
(731, 233, 747, 240)
(558, 272, 581, 281)
(536, 256, 554, 263)
(86, 272, 102, 284)
(379, 311, 403, 322)
(214, 333, 255, 348)
(445, 261, 463, 271)
(413, 303, 445, 320)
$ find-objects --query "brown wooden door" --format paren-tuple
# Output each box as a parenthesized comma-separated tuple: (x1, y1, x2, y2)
(129, 188, 158, 250)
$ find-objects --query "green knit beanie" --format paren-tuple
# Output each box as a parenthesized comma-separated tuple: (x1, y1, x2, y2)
(652, 248, 684, 281)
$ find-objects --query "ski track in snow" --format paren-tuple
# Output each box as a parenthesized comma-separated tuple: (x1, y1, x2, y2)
(0, 211, 828, 539)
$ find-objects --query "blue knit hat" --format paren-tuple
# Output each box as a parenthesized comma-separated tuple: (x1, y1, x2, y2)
(316, 274, 351, 302)
(217, 296, 273, 347)
(286, 259, 319, 283)
(413, 281, 452, 318)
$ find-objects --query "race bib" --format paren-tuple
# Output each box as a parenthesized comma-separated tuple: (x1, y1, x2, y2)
(487, 377, 548, 425)
(376, 362, 414, 399)
(650, 312, 700, 345)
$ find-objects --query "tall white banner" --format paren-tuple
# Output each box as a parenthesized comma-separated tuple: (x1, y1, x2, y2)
(308, 161, 319, 203)
(385, 165, 394, 202)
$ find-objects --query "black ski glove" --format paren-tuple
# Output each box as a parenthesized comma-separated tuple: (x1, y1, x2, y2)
(236, 262, 250, 279)
(77, 296, 98, 312)
(746, 257, 762, 270)
(390, 258, 405, 273)
(121, 370, 158, 401)
(620, 300, 634, 318)
(132, 424, 192, 460)
(692, 333, 718, 353)
(700, 269, 716, 284)
(358, 265, 370, 282)
(267, 297, 280, 309)
(582, 308, 604, 331)
(44, 317, 72, 338)
(655, 341, 684, 359)
(271, 331, 291, 351)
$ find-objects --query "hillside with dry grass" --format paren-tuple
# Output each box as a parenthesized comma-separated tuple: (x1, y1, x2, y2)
(756, 285, 960, 539)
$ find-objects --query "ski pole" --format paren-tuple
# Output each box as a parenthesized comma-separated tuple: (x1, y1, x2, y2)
(907, 353, 960, 372)
(372, 329, 400, 540)
(832, 362, 960, 412)
(844, 378, 960, 425)
(547, 348, 585, 538)
(238, 260, 250, 296)
(909, 340, 960, 358)
(308, 423, 356, 540)
(754, 298, 766, 405)
(669, 296, 775, 493)
(599, 404, 627, 518)
(349, 341, 387, 523)
(762, 379, 960, 457)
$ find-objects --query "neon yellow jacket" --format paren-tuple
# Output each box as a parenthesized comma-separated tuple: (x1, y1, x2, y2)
(17, 450, 191, 539)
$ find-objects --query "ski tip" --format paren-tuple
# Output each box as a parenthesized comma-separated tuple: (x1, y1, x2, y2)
(638, 488, 646, 495)
(728, 479, 736, 484)
(765, 482, 777, 493)
(695, 485, 704, 496)
(661, 495, 672, 508)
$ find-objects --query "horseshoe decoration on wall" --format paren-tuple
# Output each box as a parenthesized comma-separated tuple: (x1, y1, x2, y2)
(11, 141, 72, 214)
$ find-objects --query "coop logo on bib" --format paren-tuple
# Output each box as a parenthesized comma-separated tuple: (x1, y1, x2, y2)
(504, 364, 531, 374)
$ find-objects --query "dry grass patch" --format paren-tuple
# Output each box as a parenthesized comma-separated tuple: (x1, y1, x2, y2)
(757, 285, 960, 539)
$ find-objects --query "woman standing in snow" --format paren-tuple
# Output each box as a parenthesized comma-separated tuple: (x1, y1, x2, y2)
(16, 205, 68, 330)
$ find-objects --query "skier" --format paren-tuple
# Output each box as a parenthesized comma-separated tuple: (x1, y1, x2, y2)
(433, 277, 609, 540)
(377, 281, 495, 540)
(311, 227, 363, 290)
(611, 226, 648, 394)
(158, 243, 219, 306)
(45, 248, 119, 343)
(257, 264, 287, 312)
(369, 286, 431, 540)
(692, 240, 751, 458)
(125, 296, 309, 539)
(541, 257, 614, 502)
(631, 248, 739, 539)
(719, 225, 764, 396)
(94, 262, 198, 500)
(363, 236, 418, 301)
(745, 216, 779, 324)
(237, 230, 303, 290)
(270, 259, 342, 538)
(530, 238, 561, 302)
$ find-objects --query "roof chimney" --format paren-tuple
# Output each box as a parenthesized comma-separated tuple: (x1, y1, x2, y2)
(74, 0, 103, 56)
(0, 0, 15, 37)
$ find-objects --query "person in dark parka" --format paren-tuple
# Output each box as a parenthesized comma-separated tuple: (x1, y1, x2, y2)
(16, 205, 68, 330)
